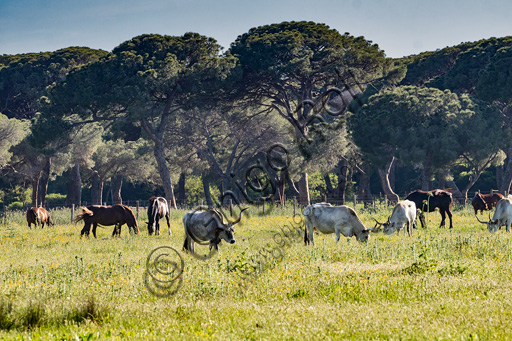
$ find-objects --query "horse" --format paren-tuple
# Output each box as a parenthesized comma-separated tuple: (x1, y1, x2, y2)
(405, 189, 454, 229)
(472, 192, 504, 215)
(147, 196, 171, 235)
(26, 207, 54, 228)
(74, 204, 139, 238)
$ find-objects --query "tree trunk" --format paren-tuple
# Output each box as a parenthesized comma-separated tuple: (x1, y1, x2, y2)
(203, 176, 213, 207)
(499, 148, 512, 195)
(37, 156, 52, 207)
(178, 173, 186, 206)
(111, 174, 123, 204)
(31, 173, 41, 207)
(437, 171, 446, 189)
(285, 170, 300, 199)
(66, 161, 81, 207)
(336, 159, 349, 205)
(377, 157, 399, 202)
(496, 164, 504, 192)
(153, 141, 177, 209)
(297, 172, 310, 206)
(357, 167, 372, 205)
(324, 174, 334, 198)
(278, 171, 286, 206)
(90, 170, 103, 205)
(421, 152, 434, 191)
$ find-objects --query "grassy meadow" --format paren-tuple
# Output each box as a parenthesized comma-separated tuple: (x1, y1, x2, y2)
(1, 203, 512, 340)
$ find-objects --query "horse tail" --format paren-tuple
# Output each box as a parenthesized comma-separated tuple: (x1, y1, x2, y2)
(74, 207, 93, 223)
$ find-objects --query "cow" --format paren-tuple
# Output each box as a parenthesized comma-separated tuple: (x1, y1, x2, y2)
(147, 196, 171, 236)
(303, 204, 371, 245)
(182, 207, 248, 253)
(472, 192, 504, 215)
(26, 207, 54, 228)
(405, 189, 454, 229)
(373, 200, 417, 236)
(476, 197, 512, 233)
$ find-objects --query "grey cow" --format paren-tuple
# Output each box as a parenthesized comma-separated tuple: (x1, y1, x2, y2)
(182, 207, 248, 253)
(303, 204, 372, 244)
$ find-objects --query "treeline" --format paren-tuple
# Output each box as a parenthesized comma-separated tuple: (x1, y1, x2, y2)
(1, 21, 511, 208)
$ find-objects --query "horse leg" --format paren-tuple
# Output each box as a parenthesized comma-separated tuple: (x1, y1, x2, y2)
(92, 222, 98, 238)
(155, 218, 160, 236)
(166, 213, 171, 236)
(81, 222, 91, 238)
(439, 209, 447, 228)
(447, 209, 453, 229)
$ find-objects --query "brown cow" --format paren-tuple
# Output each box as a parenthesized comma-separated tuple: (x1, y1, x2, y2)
(74, 204, 139, 238)
(26, 207, 54, 228)
(472, 192, 504, 215)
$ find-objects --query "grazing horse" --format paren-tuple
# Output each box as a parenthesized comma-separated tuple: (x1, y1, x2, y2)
(405, 189, 454, 229)
(472, 192, 504, 215)
(147, 196, 171, 235)
(26, 207, 54, 228)
(74, 204, 139, 238)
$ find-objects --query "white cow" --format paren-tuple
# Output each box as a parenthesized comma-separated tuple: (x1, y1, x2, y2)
(476, 197, 512, 233)
(303, 204, 371, 244)
(374, 200, 417, 236)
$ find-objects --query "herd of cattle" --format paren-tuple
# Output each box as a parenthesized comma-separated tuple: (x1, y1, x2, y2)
(22, 190, 512, 253)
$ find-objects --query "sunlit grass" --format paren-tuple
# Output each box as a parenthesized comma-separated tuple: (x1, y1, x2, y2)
(0, 204, 511, 339)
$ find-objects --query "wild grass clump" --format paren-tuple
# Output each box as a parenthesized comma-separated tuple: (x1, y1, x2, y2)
(66, 296, 108, 325)
(19, 301, 46, 330)
(0, 300, 14, 330)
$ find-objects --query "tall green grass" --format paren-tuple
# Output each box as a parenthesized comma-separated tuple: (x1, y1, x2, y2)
(0, 204, 511, 339)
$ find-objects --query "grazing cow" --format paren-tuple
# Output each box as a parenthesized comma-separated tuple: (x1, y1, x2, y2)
(405, 189, 454, 229)
(182, 207, 248, 253)
(373, 200, 417, 236)
(74, 204, 139, 238)
(26, 207, 54, 228)
(147, 196, 171, 236)
(472, 192, 504, 215)
(476, 197, 512, 233)
(303, 204, 371, 245)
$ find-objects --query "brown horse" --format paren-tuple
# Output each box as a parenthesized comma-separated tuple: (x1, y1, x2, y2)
(147, 196, 171, 236)
(26, 207, 54, 228)
(74, 204, 139, 238)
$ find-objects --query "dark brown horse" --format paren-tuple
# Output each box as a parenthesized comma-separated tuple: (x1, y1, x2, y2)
(405, 189, 454, 229)
(75, 204, 139, 238)
(147, 196, 171, 236)
(26, 207, 54, 228)
(472, 192, 504, 215)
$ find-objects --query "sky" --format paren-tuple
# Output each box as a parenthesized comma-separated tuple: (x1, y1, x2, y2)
(1, 0, 511, 58)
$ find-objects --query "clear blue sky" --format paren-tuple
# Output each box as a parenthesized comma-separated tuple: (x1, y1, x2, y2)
(1, 0, 511, 58)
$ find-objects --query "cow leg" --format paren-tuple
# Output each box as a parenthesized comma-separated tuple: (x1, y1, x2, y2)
(156, 218, 160, 236)
(335, 229, 341, 243)
(91, 222, 98, 238)
(447, 209, 453, 229)
(407, 221, 412, 237)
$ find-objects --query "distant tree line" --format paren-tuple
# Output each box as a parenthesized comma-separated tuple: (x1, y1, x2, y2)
(1, 22, 512, 208)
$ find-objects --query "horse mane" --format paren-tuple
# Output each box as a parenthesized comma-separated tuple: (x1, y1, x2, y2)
(122, 205, 138, 228)
(74, 206, 93, 223)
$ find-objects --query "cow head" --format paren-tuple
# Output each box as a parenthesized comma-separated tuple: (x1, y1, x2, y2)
(372, 218, 390, 234)
(216, 207, 249, 244)
(356, 229, 371, 243)
(473, 193, 489, 211)
(475, 214, 499, 233)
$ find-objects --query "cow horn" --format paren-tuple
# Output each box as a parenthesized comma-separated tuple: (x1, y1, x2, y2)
(373, 218, 384, 226)
(232, 207, 249, 225)
(475, 214, 488, 224)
